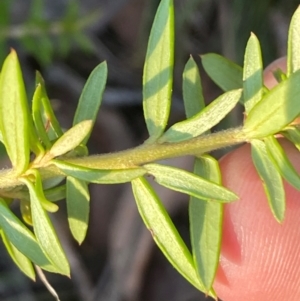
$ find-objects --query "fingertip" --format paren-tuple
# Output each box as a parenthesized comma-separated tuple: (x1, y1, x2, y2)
(214, 140, 300, 301)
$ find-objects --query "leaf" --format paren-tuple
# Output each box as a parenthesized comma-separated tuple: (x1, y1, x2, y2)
(189, 155, 223, 292)
(35, 72, 64, 139)
(49, 120, 93, 158)
(159, 89, 242, 142)
(44, 185, 66, 202)
(243, 33, 264, 113)
(201, 53, 243, 92)
(52, 159, 146, 184)
(251, 139, 285, 222)
(182, 62, 223, 290)
(73, 61, 107, 144)
(0, 199, 57, 273)
(244, 69, 300, 139)
(131, 177, 216, 298)
(42, 175, 65, 190)
(144, 163, 238, 202)
(143, 0, 174, 141)
(21, 178, 70, 276)
(287, 6, 300, 76)
(1, 229, 35, 280)
(33, 170, 59, 213)
(67, 177, 90, 244)
(0, 50, 30, 174)
(32, 84, 52, 149)
(282, 126, 300, 151)
(182, 57, 205, 118)
(265, 136, 300, 190)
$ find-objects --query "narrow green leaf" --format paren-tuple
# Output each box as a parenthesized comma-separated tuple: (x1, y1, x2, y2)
(32, 84, 52, 149)
(44, 185, 66, 202)
(201, 53, 243, 92)
(282, 126, 300, 151)
(33, 171, 59, 213)
(21, 178, 70, 276)
(73, 61, 107, 144)
(287, 6, 300, 76)
(265, 136, 300, 190)
(52, 159, 146, 184)
(189, 155, 223, 292)
(251, 139, 285, 222)
(144, 163, 238, 202)
(39, 175, 64, 193)
(182, 62, 222, 290)
(143, 0, 174, 141)
(0, 199, 57, 273)
(131, 177, 216, 298)
(0, 50, 30, 174)
(1, 230, 35, 280)
(49, 120, 93, 158)
(67, 177, 90, 244)
(183, 57, 205, 118)
(244, 70, 300, 138)
(160, 89, 241, 142)
(0, 51, 43, 157)
(35, 72, 64, 139)
(243, 33, 264, 113)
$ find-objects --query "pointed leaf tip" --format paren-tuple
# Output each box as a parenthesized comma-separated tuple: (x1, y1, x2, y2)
(67, 177, 90, 244)
(144, 163, 238, 202)
(21, 178, 70, 275)
(189, 156, 223, 291)
(251, 139, 285, 222)
(287, 6, 300, 76)
(201, 53, 243, 92)
(49, 120, 93, 158)
(132, 176, 214, 295)
(74, 61, 107, 144)
(0, 50, 30, 174)
(244, 70, 300, 138)
(143, 0, 174, 141)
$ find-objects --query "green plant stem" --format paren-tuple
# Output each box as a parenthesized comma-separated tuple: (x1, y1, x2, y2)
(0, 126, 247, 191)
(66, 126, 247, 168)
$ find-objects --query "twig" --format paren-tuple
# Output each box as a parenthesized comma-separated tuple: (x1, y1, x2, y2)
(35, 265, 60, 301)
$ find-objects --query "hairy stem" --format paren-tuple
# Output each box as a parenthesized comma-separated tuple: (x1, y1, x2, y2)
(0, 127, 248, 191)
(65, 126, 247, 168)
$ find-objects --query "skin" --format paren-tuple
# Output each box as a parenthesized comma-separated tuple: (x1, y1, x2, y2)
(213, 57, 300, 300)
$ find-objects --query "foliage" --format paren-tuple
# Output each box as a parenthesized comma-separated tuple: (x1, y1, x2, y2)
(0, 0, 98, 65)
(0, 0, 300, 299)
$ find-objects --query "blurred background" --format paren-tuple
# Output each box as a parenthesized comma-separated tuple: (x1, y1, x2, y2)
(0, 0, 299, 300)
